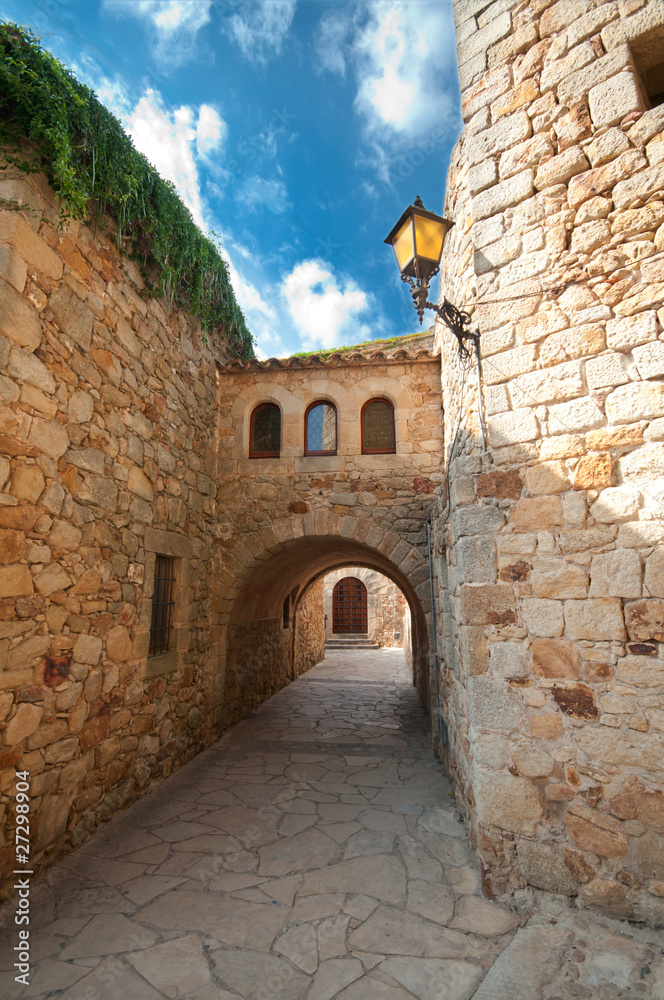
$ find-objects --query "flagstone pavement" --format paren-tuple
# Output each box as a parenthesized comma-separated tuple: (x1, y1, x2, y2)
(2, 649, 663, 999)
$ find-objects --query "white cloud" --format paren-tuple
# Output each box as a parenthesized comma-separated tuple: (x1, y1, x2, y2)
(226, 0, 296, 64)
(315, 9, 351, 77)
(314, 1, 460, 182)
(239, 176, 290, 214)
(196, 104, 226, 156)
(127, 90, 227, 228)
(355, 1, 457, 137)
(103, 0, 212, 67)
(282, 259, 370, 350)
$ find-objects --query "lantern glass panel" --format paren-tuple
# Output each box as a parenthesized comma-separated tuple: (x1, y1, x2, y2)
(392, 216, 415, 272)
(414, 214, 446, 262)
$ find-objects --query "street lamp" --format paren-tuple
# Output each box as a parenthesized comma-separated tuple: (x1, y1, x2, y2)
(384, 196, 479, 360)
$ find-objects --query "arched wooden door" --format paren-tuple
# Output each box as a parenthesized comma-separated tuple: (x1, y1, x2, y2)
(332, 577, 368, 633)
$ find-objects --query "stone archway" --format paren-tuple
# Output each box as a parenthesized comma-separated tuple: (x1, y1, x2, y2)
(216, 513, 433, 729)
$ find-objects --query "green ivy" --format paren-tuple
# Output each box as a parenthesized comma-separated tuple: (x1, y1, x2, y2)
(0, 23, 254, 360)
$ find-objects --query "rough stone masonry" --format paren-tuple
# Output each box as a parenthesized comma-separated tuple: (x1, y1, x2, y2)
(433, 0, 664, 927)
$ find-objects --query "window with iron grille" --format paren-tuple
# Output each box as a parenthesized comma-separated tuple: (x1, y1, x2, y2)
(149, 555, 175, 655)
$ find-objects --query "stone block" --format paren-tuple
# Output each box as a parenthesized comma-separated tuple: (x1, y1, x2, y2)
(532, 638, 578, 678)
(474, 772, 543, 836)
(613, 164, 664, 211)
(606, 311, 657, 351)
(510, 742, 554, 779)
(530, 713, 563, 740)
(624, 602, 664, 644)
(534, 147, 589, 190)
(459, 625, 489, 676)
(568, 149, 646, 207)
(531, 556, 588, 599)
(471, 169, 534, 220)
(633, 341, 664, 381)
(521, 598, 564, 637)
(488, 408, 539, 447)
(511, 361, 583, 407)
(564, 598, 625, 640)
(589, 70, 646, 128)
(73, 633, 103, 665)
(456, 534, 496, 584)
(7, 346, 56, 394)
(77, 474, 118, 511)
(483, 345, 538, 385)
(476, 469, 522, 499)
(461, 64, 512, 122)
(469, 675, 522, 734)
(619, 442, 664, 482)
(645, 547, 664, 598)
(50, 285, 93, 351)
(564, 804, 629, 858)
(585, 353, 629, 390)
(0, 563, 33, 599)
(460, 584, 517, 625)
(573, 452, 613, 490)
(2, 703, 43, 745)
(570, 219, 611, 254)
(489, 640, 529, 678)
(517, 839, 578, 895)
(0, 277, 41, 352)
(551, 681, 598, 720)
(589, 549, 641, 598)
(499, 135, 553, 181)
(27, 418, 69, 458)
(0, 245, 27, 293)
(587, 127, 630, 168)
(511, 496, 562, 531)
(0, 210, 62, 278)
(68, 390, 94, 424)
(454, 504, 505, 538)
(590, 485, 641, 522)
(557, 43, 633, 106)
(547, 397, 605, 434)
(34, 563, 72, 596)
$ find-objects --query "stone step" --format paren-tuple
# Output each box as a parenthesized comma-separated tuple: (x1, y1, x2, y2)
(325, 638, 380, 649)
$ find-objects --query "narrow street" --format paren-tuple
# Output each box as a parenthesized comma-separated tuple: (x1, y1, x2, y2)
(2, 650, 661, 999)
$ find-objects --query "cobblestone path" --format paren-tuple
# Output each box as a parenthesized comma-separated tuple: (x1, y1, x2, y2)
(2, 650, 662, 999)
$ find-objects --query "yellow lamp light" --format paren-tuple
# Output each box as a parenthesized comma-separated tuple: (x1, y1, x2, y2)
(384, 196, 452, 283)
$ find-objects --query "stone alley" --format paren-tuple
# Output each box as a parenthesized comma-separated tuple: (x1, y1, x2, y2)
(1, 649, 662, 1000)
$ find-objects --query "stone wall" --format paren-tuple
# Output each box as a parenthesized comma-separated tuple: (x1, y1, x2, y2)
(324, 567, 410, 648)
(215, 349, 443, 712)
(0, 162, 233, 895)
(224, 579, 326, 727)
(435, 0, 664, 926)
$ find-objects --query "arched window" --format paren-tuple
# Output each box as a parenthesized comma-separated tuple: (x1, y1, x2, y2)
(361, 398, 396, 454)
(305, 401, 337, 456)
(249, 402, 281, 458)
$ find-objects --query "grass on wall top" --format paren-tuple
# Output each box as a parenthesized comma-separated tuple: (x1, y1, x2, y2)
(0, 23, 254, 360)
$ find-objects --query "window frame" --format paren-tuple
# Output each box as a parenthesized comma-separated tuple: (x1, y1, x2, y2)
(149, 554, 176, 656)
(361, 397, 397, 455)
(304, 400, 338, 457)
(249, 401, 281, 459)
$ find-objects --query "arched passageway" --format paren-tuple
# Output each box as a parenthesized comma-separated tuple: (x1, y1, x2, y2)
(219, 521, 433, 730)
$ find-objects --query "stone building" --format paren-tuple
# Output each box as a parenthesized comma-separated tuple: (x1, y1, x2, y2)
(323, 567, 410, 649)
(432, 0, 664, 925)
(1, 0, 664, 930)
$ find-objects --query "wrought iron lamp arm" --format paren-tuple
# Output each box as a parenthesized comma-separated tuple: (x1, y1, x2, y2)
(402, 273, 479, 361)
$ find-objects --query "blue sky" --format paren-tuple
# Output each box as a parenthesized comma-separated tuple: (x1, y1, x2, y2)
(1, 1, 462, 357)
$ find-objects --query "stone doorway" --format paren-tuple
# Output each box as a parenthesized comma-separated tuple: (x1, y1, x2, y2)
(332, 576, 368, 633)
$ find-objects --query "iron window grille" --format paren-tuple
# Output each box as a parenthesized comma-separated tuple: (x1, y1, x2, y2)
(149, 555, 175, 655)
(361, 397, 396, 454)
(250, 402, 281, 458)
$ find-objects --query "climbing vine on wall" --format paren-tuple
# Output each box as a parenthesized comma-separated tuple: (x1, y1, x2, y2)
(0, 23, 254, 360)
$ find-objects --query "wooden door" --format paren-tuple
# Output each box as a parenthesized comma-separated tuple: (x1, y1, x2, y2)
(332, 577, 368, 633)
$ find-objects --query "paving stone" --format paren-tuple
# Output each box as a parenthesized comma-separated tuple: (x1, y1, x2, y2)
(60, 912, 158, 958)
(258, 829, 339, 875)
(349, 906, 486, 959)
(211, 949, 309, 1000)
(379, 957, 484, 1000)
(337, 976, 413, 999)
(450, 895, 520, 937)
(57, 956, 164, 1000)
(128, 934, 210, 996)
(137, 891, 287, 950)
(300, 855, 407, 903)
(307, 958, 365, 1000)
(405, 880, 455, 926)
